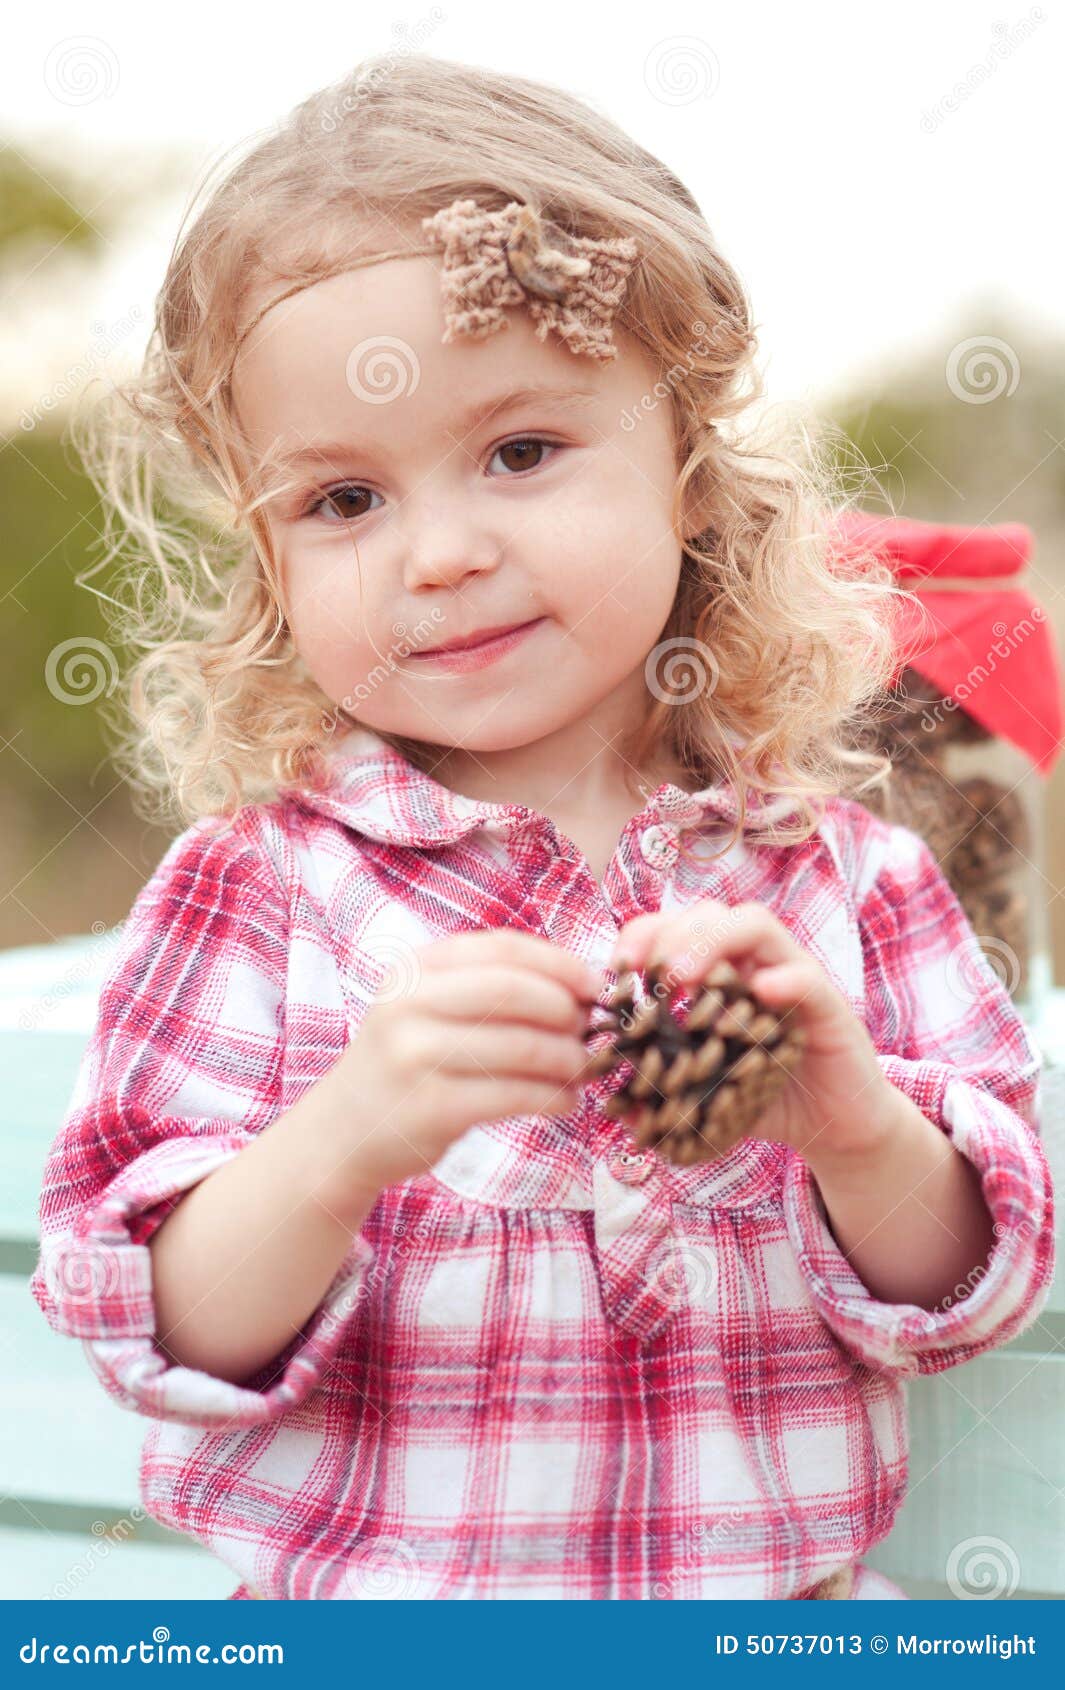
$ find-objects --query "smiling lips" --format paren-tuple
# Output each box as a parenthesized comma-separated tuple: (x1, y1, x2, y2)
(407, 617, 546, 672)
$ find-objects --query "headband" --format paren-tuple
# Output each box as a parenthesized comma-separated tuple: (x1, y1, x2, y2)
(226, 195, 641, 378)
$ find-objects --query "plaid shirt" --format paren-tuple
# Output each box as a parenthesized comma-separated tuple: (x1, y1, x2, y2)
(30, 725, 1054, 1600)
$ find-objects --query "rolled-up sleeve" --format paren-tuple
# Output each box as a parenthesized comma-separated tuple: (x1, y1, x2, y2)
(785, 817, 1054, 1377)
(29, 814, 372, 1427)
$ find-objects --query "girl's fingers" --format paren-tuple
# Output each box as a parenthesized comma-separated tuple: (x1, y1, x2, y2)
(458, 1074, 584, 1121)
(414, 966, 589, 1035)
(611, 902, 846, 1038)
(747, 963, 807, 1003)
(608, 912, 670, 972)
(430, 1022, 591, 1088)
(746, 961, 852, 1033)
(420, 928, 601, 1002)
(610, 903, 747, 975)
(645, 901, 805, 986)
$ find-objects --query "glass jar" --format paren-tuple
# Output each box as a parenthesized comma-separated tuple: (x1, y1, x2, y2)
(859, 665, 1052, 1026)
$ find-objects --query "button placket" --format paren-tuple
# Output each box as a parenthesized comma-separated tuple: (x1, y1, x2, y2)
(592, 1155, 683, 1344)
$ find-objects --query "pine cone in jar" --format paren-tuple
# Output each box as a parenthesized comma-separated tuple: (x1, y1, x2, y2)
(863, 751, 970, 870)
(946, 776, 1031, 997)
(584, 960, 806, 1164)
(950, 776, 1031, 881)
(956, 879, 1030, 998)
(869, 667, 992, 758)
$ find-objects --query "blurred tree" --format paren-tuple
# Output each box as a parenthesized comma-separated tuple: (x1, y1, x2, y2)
(0, 148, 105, 258)
(825, 310, 1065, 550)
(1, 429, 107, 776)
(0, 140, 188, 946)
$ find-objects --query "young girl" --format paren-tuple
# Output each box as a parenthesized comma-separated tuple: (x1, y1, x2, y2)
(31, 54, 1052, 1602)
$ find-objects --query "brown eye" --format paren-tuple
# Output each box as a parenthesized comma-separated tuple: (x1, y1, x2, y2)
(323, 485, 374, 520)
(493, 438, 549, 474)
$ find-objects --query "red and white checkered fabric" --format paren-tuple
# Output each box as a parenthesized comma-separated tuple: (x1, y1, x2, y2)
(31, 726, 1053, 1599)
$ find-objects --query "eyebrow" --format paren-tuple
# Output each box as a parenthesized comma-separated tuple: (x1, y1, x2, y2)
(274, 384, 600, 469)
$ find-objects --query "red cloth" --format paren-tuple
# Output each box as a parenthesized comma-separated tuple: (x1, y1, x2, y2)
(829, 510, 1064, 775)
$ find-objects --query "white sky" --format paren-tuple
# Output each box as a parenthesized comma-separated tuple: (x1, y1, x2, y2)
(1, 0, 1061, 420)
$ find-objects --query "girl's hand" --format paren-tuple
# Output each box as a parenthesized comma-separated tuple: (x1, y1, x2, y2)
(609, 901, 901, 1169)
(321, 930, 601, 1217)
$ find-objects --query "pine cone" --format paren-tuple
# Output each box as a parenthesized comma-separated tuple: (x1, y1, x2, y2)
(585, 960, 806, 1165)
(946, 777, 1032, 994)
(950, 777, 1030, 879)
(864, 753, 969, 869)
(867, 668, 992, 756)
(851, 686, 1034, 1004)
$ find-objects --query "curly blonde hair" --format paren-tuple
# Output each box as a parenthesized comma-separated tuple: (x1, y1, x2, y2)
(73, 51, 914, 848)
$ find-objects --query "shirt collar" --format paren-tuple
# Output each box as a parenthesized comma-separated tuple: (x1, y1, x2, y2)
(281, 723, 802, 848)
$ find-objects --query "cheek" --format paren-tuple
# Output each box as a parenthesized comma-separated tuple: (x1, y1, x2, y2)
(280, 539, 381, 677)
(548, 444, 681, 624)
(551, 514, 683, 640)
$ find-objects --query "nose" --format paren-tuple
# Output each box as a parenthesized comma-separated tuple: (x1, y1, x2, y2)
(400, 495, 501, 594)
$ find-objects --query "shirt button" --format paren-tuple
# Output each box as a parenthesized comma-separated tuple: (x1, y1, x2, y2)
(640, 824, 676, 867)
(609, 1150, 655, 1185)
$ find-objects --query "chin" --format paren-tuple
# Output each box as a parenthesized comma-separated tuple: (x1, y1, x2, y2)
(455, 702, 587, 750)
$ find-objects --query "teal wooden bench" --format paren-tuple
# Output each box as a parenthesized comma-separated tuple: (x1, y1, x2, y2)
(0, 937, 233, 1600)
(2, 933, 1062, 1600)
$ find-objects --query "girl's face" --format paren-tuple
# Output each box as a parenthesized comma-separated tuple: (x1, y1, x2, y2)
(231, 252, 686, 755)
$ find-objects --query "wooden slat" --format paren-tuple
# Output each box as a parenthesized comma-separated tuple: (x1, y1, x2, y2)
(0, 1275, 144, 1511)
(0, 1029, 89, 1251)
(0, 1523, 233, 1601)
(866, 1351, 1065, 1593)
(1034, 1064, 1065, 1312)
